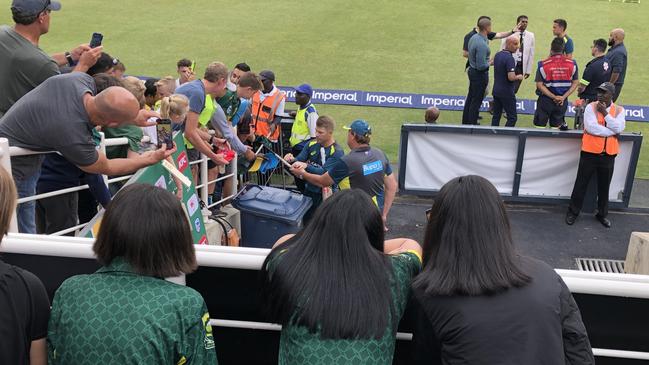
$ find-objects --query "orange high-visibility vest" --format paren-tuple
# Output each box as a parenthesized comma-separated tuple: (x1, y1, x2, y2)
(251, 90, 286, 141)
(582, 102, 620, 155)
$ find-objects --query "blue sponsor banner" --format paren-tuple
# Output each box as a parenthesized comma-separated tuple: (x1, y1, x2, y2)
(279, 86, 649, 122)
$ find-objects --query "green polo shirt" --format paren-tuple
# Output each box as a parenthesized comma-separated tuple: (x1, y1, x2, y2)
(47, 257, 217, 365)
(270, 251, 421, 365)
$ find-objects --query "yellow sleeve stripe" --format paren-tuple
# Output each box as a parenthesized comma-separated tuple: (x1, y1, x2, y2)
(177, 356, 187, 365)
(406, 249, 423, 264)
(580, 79, 590, 86)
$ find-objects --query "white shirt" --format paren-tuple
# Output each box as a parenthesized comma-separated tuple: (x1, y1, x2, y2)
(583, 103, 626, 137)
(501, 30, 535, 75)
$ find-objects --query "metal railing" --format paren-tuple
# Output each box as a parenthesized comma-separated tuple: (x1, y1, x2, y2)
(0, 134, 238, 236)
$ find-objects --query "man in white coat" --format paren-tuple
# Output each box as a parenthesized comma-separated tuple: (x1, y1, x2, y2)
(501, 15, 535, 94)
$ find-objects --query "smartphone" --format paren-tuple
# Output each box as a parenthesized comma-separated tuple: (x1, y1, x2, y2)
(89, 32, 103, 48)
(190, 60, 196, 73)
(156, 118, 174, 149)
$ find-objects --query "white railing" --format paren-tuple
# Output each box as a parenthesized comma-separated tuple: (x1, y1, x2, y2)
(2, 233, 649, 361)
(0, 135, 238, 236)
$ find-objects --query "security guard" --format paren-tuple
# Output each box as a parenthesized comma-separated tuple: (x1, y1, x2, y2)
(251, 70, 286, 142)
(288, 83, 319, 154)
(566, 82, 626, 228)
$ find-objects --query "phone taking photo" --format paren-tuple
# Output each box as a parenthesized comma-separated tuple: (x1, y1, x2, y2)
(156, 118, 174, 149)
(89, 32, 103, 48)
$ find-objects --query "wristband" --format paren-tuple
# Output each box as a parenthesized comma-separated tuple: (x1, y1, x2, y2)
(65, 51, 75, 67)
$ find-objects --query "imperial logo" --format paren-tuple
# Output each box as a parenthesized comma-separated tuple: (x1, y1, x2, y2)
(177, 151, 188, 172)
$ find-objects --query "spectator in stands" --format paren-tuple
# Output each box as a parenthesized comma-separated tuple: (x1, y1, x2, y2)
(87, 52, 118, 76)
(159, 94, 190, 200)
(227, 62, 251, 92)
(292, 119, 397, 231)
(121, 76, 146, 108)
(35, 73, 118, 235)
(501, 15, 535, 94)
(175, 58, 194, 88)
(235, 72, 264, 143)
(424, 107, 440, 123)
(285, 115, 344, 222)
(607, 28, 628, 102)
(144, 78, 159, 110)
(462, 17, 493, 125)
(252, 70, 288, 142)
(0, 166, 50, 365)
(110, 60, 125, 78)
(47, 184, 216, 364)
(155, 76, 176, 101)
(533, 38, 579, 130)
(176, 62, 230, 172)
(0, 72, 173, 233)
(552, 19, 574, 58)
(578, 39, 611, 103)
(0, 0, 101, 117)
(411, 175, 594, 364)
(492, 35, 524, 127)
(261, 189, 421, 364)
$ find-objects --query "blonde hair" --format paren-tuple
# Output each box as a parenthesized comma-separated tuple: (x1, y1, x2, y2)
(160, 94, 189, 119)
(0, 166, 17, 236)
(204, 62, 228, 82)
(155, 76, 176, 95)
(121, 76, 146, 109)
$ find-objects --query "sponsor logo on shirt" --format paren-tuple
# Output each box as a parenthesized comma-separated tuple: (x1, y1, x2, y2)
(362, 160, 383, 176)
(177, 151, 189, 172)
(194, 217, 201, 233)
(198, 235, 209, 245)
(187, 193, 199, 216)
(154, 175, 167, 189)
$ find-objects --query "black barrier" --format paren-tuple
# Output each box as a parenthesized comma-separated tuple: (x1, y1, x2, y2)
(398, 124, 643, 208)
(3, 250, 649, 364)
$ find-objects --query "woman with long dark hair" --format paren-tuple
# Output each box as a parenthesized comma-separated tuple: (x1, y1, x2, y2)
(412, 175, 594, 364)
(261, 189, 422, 364)
(47, 184, 217, 364)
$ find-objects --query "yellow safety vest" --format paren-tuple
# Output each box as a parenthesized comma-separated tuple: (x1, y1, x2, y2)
(184, 94, 215, 149)
(289, 105, 313, 146)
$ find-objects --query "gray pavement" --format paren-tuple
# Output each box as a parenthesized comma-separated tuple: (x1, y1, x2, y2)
(386, 198, 649, 270)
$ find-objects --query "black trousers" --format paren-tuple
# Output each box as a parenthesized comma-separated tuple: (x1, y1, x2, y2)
(491, 95, 518, 127)
(568, 151, 616, 218)
(36, 192, 78, 235)
(462, 68, 488, 125)
(613, 83, 624, 102)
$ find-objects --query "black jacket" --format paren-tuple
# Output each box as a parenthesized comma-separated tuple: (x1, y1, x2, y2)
(412, 257, 594, 365)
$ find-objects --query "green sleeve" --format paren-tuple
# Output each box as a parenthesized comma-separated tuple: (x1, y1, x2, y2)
(183, 301, 218, 365)
(47, 286, 64, 365)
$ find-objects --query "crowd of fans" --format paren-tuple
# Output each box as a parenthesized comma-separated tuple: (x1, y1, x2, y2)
(0, 1, 624, 364)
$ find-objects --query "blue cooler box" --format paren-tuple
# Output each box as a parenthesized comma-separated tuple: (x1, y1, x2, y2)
(232, 185, 312, 248)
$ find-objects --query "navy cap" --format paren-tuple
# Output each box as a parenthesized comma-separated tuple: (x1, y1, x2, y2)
(259, 70, 275, 81)
(597, 82, 616, 95)
(295, 83, 313, 96)
(343, 119, 372, 136)
(11, 0, 61, 15)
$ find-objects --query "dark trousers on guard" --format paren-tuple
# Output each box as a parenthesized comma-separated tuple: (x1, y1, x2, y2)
(491, 95, 517, 127)
(462, 68, 488, 124)
(568, 151, 616, 218)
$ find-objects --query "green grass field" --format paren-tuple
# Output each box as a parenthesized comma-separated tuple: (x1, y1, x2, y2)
(1, 0, 647, 176)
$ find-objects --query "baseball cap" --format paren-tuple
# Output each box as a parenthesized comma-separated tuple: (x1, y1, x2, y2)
(11, 0, 61, 16)
(343, 119, 372, 136)
(295, 83, 313, 96)
(597, 82, 616, 94)
(259, 70, 275, 82)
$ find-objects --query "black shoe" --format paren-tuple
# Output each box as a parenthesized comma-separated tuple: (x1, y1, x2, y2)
(565, 211, 577, 225)
(596, 215, 611, 228)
